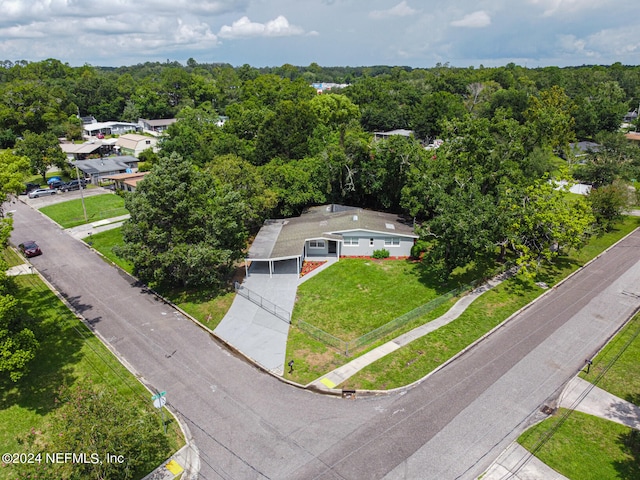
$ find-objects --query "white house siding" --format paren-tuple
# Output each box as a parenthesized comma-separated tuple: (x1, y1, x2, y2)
(336, 230, 415, 257)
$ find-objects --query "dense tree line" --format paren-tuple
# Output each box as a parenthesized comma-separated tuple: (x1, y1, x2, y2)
(2, 58, 640, 287)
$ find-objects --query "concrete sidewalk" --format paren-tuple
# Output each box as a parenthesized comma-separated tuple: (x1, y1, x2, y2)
(65, 214, 130, 239)
(309, 268, 514, 389)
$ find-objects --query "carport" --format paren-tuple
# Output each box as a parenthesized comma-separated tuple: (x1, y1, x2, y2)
(245, 219, 303, 278)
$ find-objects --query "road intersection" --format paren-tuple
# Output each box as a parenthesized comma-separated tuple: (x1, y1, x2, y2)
(8, 197, 640, 479)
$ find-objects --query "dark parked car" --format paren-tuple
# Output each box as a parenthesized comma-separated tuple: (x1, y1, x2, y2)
(48, 180, 65, 189)
(19, 241, 42, 258)
(21, 183, 41, 195)
(28, 188, 57, 198)
(60, 180, 87, 192)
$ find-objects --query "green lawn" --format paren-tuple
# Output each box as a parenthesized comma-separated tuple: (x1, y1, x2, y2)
(326, 216, 640, 389)
(580, 312, 640, 404)
(2, 246, 24, 268)
(292, 258, 459, 341)
(87, 227, 134, 273)
(0, 274, 184, 480)
(518, 409, 639, 479)
(39, 193, 127, 228)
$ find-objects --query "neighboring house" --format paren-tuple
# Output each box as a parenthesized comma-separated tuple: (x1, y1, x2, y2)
(374, 129, 414, 140)
(554, 180, 592, 195)
(83, 121, 140, 138)
(102, 171, 150, 192)
(71, 156, 139, 184)
(138, 118, 177, 135)
(115, 134, 158, 157)
(80, 115, 97, 125)
(312, 82, 350, 93)
(59, 138, 117, 160)
(569, 141, 600, 162)
(246, 204, 418, 277)
(623, 110, 638, 124)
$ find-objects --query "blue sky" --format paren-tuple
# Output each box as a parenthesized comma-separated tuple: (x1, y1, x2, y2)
(1, 0, 639, 68)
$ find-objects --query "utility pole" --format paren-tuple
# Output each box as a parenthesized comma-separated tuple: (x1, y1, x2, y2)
(75, 163, 88, 222)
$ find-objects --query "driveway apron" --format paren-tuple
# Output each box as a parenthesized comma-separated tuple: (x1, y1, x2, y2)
(214, 259, 299, 374)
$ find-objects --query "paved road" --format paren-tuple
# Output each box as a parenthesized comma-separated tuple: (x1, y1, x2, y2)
(8, 198, 640, 480)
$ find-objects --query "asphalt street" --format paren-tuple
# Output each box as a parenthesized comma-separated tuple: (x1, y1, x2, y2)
(8, 198, 640, 480)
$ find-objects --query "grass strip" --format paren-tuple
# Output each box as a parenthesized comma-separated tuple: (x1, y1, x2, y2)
(518, 409, 640, 480)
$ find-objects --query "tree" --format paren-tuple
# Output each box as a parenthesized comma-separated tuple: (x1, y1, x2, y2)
(410, 91, 466, 140)
(15, 131, 67, 182)
(524, 85, 576, 151)
(501, 178, 594, 274)
(0, 151, 39, 381)
(309, 93, 360, 146)
(588, 180, 631, 232)
(18, 382, 172, 479)
(118, 153, 248, 288)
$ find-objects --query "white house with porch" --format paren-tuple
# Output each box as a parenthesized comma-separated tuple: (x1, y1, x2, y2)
(246, 205, 418, 277)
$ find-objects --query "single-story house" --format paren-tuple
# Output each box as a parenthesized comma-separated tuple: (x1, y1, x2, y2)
(83, 121, 140, 138)
(115, 134, 158, 157)
(246, 204, 418, 277)
(374, 129, 414, 140)
(71, 156, 139, 185)
(102, 171, 150, 192)
(59, 138, 118, 160)
(138, 118, 177, 134)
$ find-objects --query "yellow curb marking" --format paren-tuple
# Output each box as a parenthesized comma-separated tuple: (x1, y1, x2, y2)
(166, 459, 184, 475)
(320, 377, 336, 388)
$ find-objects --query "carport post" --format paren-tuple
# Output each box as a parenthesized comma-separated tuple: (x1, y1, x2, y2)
(269, 260, 273, 278)
(245, 261, 249, 278)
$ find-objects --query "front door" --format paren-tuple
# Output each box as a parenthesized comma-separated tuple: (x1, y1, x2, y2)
(328, 241, 337, 254)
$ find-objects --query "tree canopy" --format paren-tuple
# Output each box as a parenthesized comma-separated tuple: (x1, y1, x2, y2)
(118, 153, 248, 288)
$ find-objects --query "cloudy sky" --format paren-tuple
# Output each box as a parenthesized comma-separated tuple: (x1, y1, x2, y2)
(1, 0, 639, 68)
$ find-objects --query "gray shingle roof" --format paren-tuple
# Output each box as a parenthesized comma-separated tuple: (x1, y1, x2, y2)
(247, 205, 417, 260)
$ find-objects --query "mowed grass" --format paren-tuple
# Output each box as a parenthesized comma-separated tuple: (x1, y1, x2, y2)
(87, 226, 235, 330)
(1, 246, 23, 267)
(580, 312, 640, 404)
(87, 227, 134, 273)
(39, 193, 127, 228)
(337, 216, 640, 389)
(292, 258, 457, 341)
(518, 409, 640, 480)
(0, 274, 184, 480)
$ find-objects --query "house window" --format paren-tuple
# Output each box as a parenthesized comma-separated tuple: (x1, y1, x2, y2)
(384, 237, 401, 247)
(343, 237, 358, 246)
(309, 240, 325, 248)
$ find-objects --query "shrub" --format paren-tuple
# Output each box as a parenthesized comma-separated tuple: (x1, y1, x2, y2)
(372, 248, 390, 259)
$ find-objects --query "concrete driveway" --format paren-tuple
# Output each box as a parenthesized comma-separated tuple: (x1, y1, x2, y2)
(214, 259, 300, 374)
(8, 197, 640, 480)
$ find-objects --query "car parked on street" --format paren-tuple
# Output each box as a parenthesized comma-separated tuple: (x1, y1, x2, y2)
(60, 180, 87, 192)
(28, 188, 57, 198)
(18, 240, 42, 257)
(47, 179, 65, 189)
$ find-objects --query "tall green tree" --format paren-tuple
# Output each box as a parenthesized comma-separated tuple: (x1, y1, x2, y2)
(18, 383, 172, 480)
(118, 153, 248, 288)
(15, 131, 66, 183)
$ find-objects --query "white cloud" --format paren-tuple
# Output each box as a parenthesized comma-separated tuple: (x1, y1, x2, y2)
(529, 0, 613, 17)
(218, 15, 304, 39)
(450, 11, 491, 28)
(370, 1, 417, 20)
